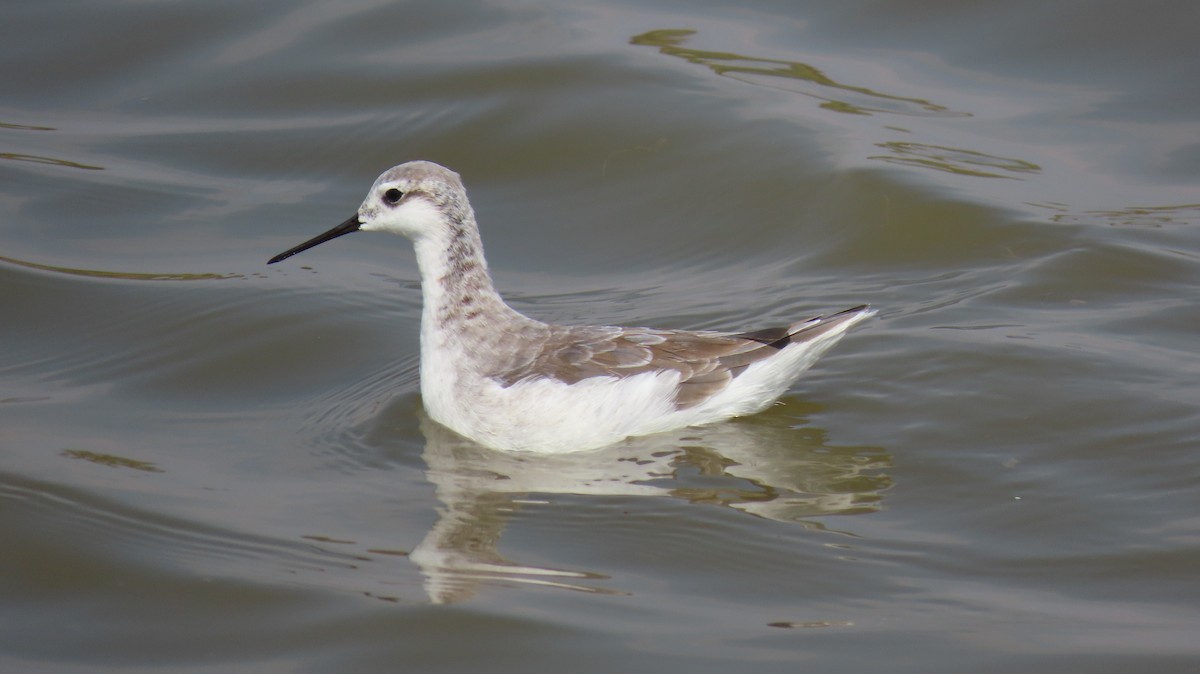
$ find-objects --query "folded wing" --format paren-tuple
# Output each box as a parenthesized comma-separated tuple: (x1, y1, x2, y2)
(493, 305, 871, 410)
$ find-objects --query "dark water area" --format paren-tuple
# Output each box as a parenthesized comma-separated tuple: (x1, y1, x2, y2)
(2, 1, 1198, 672)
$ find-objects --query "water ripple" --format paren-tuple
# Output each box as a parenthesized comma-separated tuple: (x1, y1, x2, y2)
(631, 29, 970, 118)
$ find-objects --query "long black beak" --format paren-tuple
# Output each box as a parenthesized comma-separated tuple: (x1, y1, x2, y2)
(268, 214, 362, 264)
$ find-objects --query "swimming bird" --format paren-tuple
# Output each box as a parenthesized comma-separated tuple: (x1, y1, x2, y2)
(269, 161, 873, 453)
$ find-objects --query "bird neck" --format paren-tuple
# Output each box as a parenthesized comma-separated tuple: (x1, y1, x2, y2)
(411, 215, 523, 335)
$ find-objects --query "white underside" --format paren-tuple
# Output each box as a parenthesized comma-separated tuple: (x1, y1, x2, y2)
(421, 309, 874, 453)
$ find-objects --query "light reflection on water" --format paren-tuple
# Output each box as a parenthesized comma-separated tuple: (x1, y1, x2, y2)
(410, 409, 890, 603)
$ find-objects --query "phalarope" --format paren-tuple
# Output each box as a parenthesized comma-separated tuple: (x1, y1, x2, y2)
(269, 161, 873, 452)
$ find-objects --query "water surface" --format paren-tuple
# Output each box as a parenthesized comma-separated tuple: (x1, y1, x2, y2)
(2, 1, 1199, 672)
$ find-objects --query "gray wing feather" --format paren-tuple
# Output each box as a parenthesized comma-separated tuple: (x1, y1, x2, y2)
(492, 305, 869, 410)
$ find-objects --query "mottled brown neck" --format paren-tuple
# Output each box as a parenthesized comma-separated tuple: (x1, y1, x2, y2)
(412, 200, 532, 340)
(435, 218, 509, 328)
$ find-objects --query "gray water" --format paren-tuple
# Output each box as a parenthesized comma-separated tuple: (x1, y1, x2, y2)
(3, 1, 1199, 672)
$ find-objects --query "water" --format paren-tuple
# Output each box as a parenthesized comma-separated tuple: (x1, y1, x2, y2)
(3, 0, 1199, 671)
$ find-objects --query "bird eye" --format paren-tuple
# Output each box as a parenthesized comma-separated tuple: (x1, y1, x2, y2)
(383, 188, 403, 205)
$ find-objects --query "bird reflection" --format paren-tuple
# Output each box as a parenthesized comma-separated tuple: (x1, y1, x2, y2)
(409, 408, 890, 604)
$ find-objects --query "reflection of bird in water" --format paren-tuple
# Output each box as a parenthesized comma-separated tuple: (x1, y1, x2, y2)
(408, 408, 890, 604)
(268, 161, 873, 452)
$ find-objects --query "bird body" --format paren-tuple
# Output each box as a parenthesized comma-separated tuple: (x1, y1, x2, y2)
(269, 161, 873, 452)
